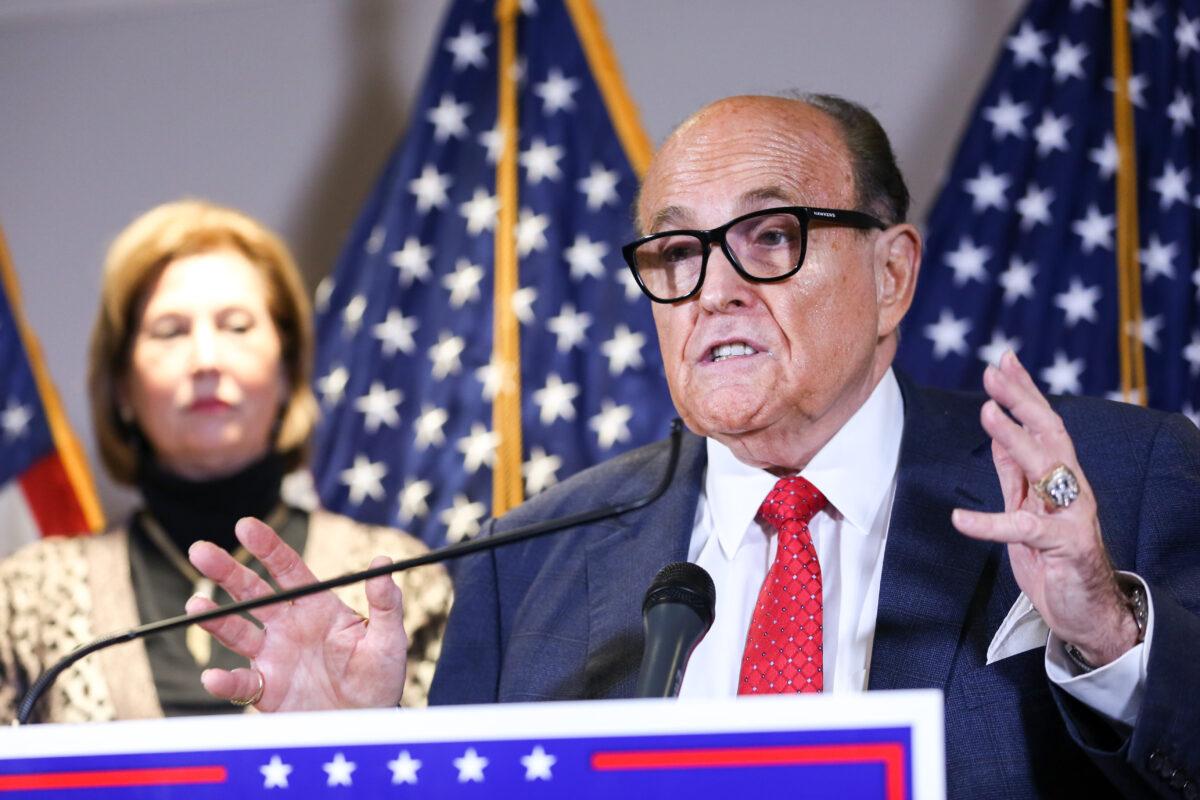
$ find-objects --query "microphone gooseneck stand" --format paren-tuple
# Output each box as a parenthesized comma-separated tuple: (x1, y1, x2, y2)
(16, 420, 684, 725)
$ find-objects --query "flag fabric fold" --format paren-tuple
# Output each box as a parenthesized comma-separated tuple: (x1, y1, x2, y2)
(897, 0, 1199, 424)
(311, 0, 673, 549)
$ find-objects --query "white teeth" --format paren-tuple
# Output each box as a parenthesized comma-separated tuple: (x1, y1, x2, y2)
(711, 342, 757, 362)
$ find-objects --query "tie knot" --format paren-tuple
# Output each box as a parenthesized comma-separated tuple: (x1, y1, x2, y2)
(758, 475, 827, 533)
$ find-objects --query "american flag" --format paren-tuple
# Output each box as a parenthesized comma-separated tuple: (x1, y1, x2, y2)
(896, 0, 1200, 423)
(0, 225, 102, 557)
(310, 0, 673, 548)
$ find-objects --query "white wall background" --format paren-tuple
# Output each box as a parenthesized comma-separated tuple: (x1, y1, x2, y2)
(0, 0, 1025, 520)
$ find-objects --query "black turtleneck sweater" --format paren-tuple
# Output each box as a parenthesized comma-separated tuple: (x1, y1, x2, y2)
(127, 453, 309, 717)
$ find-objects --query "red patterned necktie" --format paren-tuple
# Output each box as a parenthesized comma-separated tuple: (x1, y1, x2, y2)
(738, 475, 828, 694)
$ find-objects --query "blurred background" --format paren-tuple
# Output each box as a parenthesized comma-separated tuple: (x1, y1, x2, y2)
(0, 0, 1025, 519)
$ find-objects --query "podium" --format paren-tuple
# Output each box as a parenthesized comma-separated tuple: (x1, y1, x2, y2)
(0, 690, 943, 798)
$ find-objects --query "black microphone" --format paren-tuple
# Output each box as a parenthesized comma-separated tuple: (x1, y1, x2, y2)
(634, 561, 716, 698)
(17, 421, 686, 725)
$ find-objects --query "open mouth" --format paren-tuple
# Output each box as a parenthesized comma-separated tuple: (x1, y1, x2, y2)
(709, 342, 758, 363)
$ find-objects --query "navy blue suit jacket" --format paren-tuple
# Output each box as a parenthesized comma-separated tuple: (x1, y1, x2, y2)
(430, 375, 1200, 798)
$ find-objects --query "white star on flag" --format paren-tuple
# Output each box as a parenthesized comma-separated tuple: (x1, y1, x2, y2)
(1140, 234, 1178, 281)
(342, 295, 367, 334)
(429, 332, 466, 379)
(999, 257, 1037, 304)
(1032, 110, 1071, 156)
(441, 494, 488, 543)
(478, 124, 505, 164)
(427, 93, 471, 142)
(1051, 37, 1089, 82)
(590, 399, 633, 450)
(534, 68, 580, 114)
(1130, 314, 1165, 351)
(1016, 184, 1054, 230)
(1055, 278, 1102, 326)
(409, 164, 453, 212)
(314, 276, 334, 310)
(317, 365, 349, 407)
(521, 745, 557, 781)
(963, 164, 1010, 211)
(523, 447, 562, 496)
(577, 163, 620, 209)
(414, 405, 449, 449)
(1007, 21, 1049, 67)
(365, 225, 386, 255)
(1089, 134, 1119, 179)
(460, 187, 500, 234)
(322, 753, 356, 787)
(354, 382, 403, 433)
(565, 234, 608, 280)
(259, 755, 293, 789)
(516, 208, 551, 256)
(1177, 12, 1200, 58)
(1041, 352, 1085, 394)
(475, 356, 517, 401)
(340, 456, 387, 505)
(601, 325, 646, 374)
(1071, 205, 1115, 252)
(547, 304, 593, 352)
(445, 22, 490, 71)
(512, 286, 538, 325)
(532, 373, 580, 425)
(457, 423, 500, 474)
(1167, 89, 1194, 133)
(945, 237, 991, 285)
(390, 237, 434, 286)
(443, 258, 485, 307)
(1184, 332, 1200, 375)
(924, 309, 971, 359)
(520, 137, 565, 183)
(1152, 162, 1190, 209)
(1104, 72, 1149, 108)
(983, 93, 1029, 139)
(399, 478, 434, 523)
(1127, 1, 1160, 38)
(373, 309, 419, 356)
(978, 333, 1021, 366)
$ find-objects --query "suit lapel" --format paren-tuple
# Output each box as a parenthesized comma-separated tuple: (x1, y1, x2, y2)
(869, 375, 1005, 691)
(584, 429, 706, 698)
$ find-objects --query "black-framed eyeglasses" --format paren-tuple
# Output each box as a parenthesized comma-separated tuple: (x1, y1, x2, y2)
(620, 206, 887, 304)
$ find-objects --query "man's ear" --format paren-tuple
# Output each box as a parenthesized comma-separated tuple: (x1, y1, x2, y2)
(874, 223, 922, 338)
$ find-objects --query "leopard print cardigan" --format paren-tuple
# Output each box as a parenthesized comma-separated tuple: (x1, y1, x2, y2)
(0, 509, 451, 723)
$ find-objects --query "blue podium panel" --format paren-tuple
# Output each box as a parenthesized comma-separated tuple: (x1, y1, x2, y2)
(0, 691, 944, 799)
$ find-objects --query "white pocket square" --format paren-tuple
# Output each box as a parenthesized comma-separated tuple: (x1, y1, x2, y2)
(986, 592, 1050, 665)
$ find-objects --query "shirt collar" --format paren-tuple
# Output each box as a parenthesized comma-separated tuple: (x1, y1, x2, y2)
(704, 368, 905, 559)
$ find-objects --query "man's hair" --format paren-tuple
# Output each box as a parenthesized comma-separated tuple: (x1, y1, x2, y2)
(798, 93, 910, 226)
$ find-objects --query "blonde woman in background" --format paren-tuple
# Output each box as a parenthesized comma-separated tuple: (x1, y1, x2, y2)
(0, 200, 450, 723)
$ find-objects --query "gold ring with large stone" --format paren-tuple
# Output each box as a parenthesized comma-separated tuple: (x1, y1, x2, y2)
(1031, 463, 1080, 510)
(231, 668, 265, 707)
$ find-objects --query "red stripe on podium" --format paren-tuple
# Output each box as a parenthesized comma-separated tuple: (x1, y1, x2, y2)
(592, 742, 907, 800)
(0, 765, 226, 791)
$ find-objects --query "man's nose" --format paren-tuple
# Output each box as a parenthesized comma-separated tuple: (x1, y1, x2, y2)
(697, 245, 754, 312)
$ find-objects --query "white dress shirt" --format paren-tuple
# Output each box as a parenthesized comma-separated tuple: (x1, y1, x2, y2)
(676, 369, 1149, 727)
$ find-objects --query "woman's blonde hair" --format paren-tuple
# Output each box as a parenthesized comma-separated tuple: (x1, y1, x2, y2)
(89, 199, 319, 484)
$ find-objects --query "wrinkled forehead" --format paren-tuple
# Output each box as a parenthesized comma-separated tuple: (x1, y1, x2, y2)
(636, 98, 856, 234)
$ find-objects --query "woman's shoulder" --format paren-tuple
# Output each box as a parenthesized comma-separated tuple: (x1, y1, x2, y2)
(0, 530, 127, 583)
(306, 509, 432, 562)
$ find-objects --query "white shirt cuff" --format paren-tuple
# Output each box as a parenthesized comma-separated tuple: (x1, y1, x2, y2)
(1044, 572, 1153, 728)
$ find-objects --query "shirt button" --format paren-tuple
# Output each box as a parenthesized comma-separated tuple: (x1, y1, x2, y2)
(1170, 769, 1188, 790)
(1181, 779, 1197, 800)
(1148, 751, 1165, 772)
